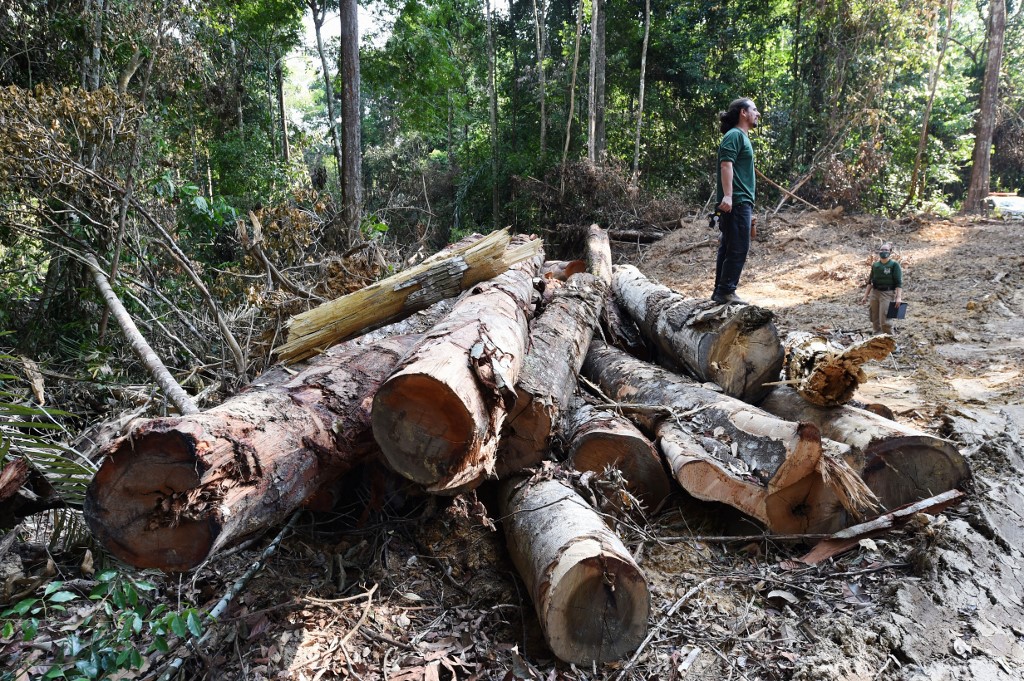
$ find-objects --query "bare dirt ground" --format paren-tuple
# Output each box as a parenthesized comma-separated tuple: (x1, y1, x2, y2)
(9, 210, 1022, 681)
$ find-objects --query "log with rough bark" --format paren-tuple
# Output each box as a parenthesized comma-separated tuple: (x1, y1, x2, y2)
(372, 243, 544, 493)
(585, 224, 612, 284)
(85, 334, 420, 572)
(276, 229, 543, 363)
(563, 402, 671, 511)
(498, 273, 607, 475)
(758, 386, 970, 511)
(583, 341, 876, 533)
(779, 332, 895, 406)
(612, 265, 784, 403)
(500, 475, 650, 665)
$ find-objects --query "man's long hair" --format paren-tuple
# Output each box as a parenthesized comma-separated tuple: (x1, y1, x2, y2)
(719, 98, 754, 134)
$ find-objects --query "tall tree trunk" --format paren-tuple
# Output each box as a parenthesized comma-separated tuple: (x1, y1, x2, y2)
(630, 0, 650, 186)
(964, 0, 1006, 213)
(309, 0, 344, 199)
(276, 59, 290, 163)
(485, 0, 499, 231)
(586, 0, 605, 165)
(905, 0, 955, 209)
(560, 0, 585, 196)
(532, 0, 547, 158)
(339, 0, 363, 242)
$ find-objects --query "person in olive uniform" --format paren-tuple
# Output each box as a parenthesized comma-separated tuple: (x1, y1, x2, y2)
(712, 97, 760, 305)
(861, 243, 903, 335)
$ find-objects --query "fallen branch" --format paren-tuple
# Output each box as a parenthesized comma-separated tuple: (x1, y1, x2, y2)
(800, 489, 965, 564)
(84, 254, 198, 416)
(757, 169, 820, 212)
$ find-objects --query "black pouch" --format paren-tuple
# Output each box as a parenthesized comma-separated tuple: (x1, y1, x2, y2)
(708, 209, 723, 231)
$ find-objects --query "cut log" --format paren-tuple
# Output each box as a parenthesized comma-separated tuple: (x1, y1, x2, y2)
(500, 476, 650, 664)
(85, 334, 420, 572)
(585, 224, 612, 285)
(612, 265, 784, 403)
(276, 229, 543, 363)
(758, 386, 971, 511)
(563, 402, 671, 511)
(498, 273, 606, 475)
(583, 341, 875, 533)
(541, 260, 586, 280)
(372, 243, 544, 493)
(1, 458, 63, 529)
(780, 332, 895, 406)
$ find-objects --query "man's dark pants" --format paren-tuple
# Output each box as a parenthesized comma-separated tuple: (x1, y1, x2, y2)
(714, 202, 752, 296)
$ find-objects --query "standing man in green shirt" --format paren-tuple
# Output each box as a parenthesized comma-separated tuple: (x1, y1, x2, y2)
(861, 243, 903, 334)
(712, 97, 760, 305)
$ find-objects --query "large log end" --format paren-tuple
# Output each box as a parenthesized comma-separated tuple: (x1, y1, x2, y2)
(85, 426, 216, 572)
(542, 545, 651, 664)
(372, 372, 477, 487)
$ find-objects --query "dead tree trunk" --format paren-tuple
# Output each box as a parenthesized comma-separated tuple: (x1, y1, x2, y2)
(612, 265, 784, 402)
(500, 476, 650, 664)
(586, 224, 612, 285)
(563, 402, 671, 510)
(758, 386, 970, 511)
(372, 245, 544, 493)
(780, 332, 895, 406)
(499, 273, 606, 475)
(85, 334, 420, 572)
(583, 341, 875, 533)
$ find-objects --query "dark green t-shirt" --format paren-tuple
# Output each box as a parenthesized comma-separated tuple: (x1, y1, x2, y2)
(716, 127, 756, 205)
(869, 259, 902, 289)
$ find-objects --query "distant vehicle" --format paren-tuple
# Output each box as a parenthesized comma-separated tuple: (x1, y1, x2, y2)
(984, 193, 1024, 218)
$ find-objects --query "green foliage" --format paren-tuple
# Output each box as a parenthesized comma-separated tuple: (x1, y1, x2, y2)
(0, 571, 205, 681)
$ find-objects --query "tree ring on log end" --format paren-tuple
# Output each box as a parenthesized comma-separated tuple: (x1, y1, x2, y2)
(85, 430, 215, 572)
(544, 552, 651, 664)
(372, 373, 475, 485)
(859, 438, 972, 511)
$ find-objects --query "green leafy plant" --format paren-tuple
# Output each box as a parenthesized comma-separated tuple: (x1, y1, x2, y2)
(1, 571, 205, 680)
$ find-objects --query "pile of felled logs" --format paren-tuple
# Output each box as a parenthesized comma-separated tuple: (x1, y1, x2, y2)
(82, 226, 971, 666)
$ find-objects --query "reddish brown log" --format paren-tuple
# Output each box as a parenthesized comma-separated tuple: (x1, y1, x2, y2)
(612, 265, 784, 402)
(563, 402, 671, 511)
(499, 273, 606, 475)
(758, 386, 971, 512)
(583, 341, 874, 534)
(500, 475, 650, 664)
(84, 335, 419, 572)
(372, 243, 544, 493)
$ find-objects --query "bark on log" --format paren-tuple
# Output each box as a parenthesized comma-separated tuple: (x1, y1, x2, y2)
(498, 273, 606, 475)
(585, 224, 612, 285)
(758, 386, 971, 511)
(372, 244, 544, 493)
(85, 334, 419, 572)
(612, 265, 784, 403)
(277, 229, 543, 363)
(563, 402, 671, 510)
(780, 332, 895, 406)
(583, 341, 874, 533)
(500, 476, 650, 664)
(1, 458, 63, 529)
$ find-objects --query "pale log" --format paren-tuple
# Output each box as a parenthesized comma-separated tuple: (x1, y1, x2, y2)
(276, 229, 543, 363)
(781, 332, 895, 406)
(758, 386, 970, 511)
(612, 265, 784, 402)
(500, 476, 650, 664)
(563, 402, 671, 510)
(585, 224, 612, 285)
(85, 334, 419, 572)
(583, 341, 873, 533)
(499, 273, 606, 475)
(372, 244, 544, 493)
